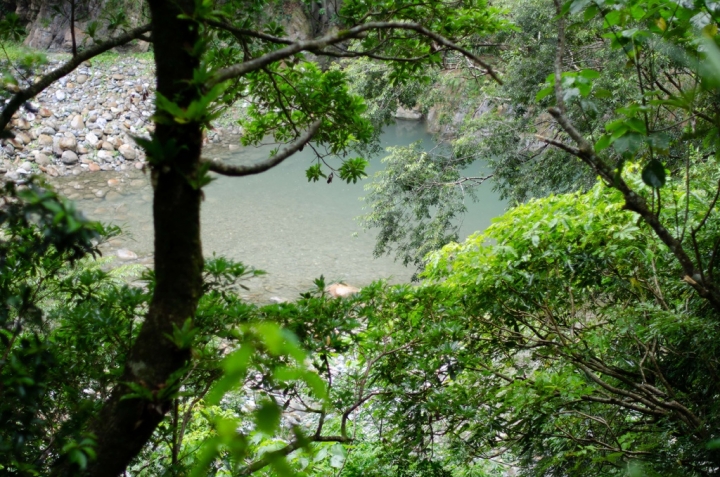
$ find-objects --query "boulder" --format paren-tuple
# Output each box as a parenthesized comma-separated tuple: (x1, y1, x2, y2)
(325, 283, 361, 299)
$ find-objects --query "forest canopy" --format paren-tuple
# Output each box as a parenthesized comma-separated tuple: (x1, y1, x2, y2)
(1, 0, 720, 476)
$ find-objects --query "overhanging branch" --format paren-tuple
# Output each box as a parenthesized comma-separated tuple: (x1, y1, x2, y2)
(208, 21, 502, 88)
(201, 119, 322, 177)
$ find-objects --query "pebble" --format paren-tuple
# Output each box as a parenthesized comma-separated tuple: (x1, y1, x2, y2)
(55, 90, 66, 101)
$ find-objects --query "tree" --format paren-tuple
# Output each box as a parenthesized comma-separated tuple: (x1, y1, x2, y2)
(0, 0, 505, 475)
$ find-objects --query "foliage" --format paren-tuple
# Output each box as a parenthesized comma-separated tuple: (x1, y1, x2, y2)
(361, 142, 480, 271)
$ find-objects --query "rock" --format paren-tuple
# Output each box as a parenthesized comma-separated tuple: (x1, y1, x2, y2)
(61, 150, 79, 164)
(117, 249, 138, 260)
(16, 132, 32, 144)
(38, 134, 53, 146)
(88, 162, 101, 172)
(76, 74, 88, 84)
(118, 144, 136, 160)
(45, 165, 59, 177)
(395, 106, 423, 120)
(55, 90, 66, 101)
(97, 150, 114, 161)
(112, 74, 125, 81)
(40, 126, 56, 135)
(35, 153, 51, 165)
(39, 107, 53, 118)
(135, 161, 145, 170)
(19, 161, 33, 171)
(15, 118, 30, 130)
(86, 132, 99, 146)
(94, 189, 105, 197)
(70, 115, 84, 130)
(107, 178, 120, 187)
(325, 283, 360, 298)
(269, 296, 289, 304)
(101, 141, 115, 151)
(59, 136, 77, 152)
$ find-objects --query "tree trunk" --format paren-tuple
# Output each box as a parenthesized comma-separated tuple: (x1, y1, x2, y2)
(55, 1, 205, 475)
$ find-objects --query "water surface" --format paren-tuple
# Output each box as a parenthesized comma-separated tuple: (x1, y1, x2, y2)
(61, 121, 505, 302)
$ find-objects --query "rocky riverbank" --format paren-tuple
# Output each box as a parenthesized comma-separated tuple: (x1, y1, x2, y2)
(1, 54, 242, 181)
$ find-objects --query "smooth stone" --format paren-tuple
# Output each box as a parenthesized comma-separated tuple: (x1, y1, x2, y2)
(325, 283, 361, 298)
(55, 90, 66, 101)
(116, 249, 138, 260)
(59, 136, 77, 151)
(35, 153, 51, 165)
(70, 115, 84, 130)
(107, 178, 120, 187)
(39, 107, 53, 117)
(88, 162, 101, 172)
(61, 150, 79, 164)
(38, 134, 53, 146)
(94, 189, 106, 198)
(97, 150, 113, 161)
(118, 144, 136, 160)
(86, 132, 99, 146)
(19, 161, 33, 170)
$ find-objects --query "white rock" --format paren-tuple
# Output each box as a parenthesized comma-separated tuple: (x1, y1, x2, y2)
(55, 90, 66, 101)
(86, 132, 99, 146)
(70, 114, 84, 130)
(117, 249, 138, 260)
(325, 283, 360, 298)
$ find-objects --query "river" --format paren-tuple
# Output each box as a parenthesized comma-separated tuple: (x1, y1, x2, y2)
(55, 121, 505, 302)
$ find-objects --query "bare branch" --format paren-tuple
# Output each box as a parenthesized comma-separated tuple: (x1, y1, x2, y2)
(0, 24, 152, 133)
(208, 21, 502, 88)
(206, 19, 294, 45)
(202, 119, 322, 177)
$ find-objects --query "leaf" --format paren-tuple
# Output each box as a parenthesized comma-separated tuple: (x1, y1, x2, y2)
(255, 400, 281, 434)
(536, 86, 554, 101)
(641, 159, 666, 188)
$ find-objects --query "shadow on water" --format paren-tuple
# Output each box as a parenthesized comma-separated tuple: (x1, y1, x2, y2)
(59, 121, 505, 302)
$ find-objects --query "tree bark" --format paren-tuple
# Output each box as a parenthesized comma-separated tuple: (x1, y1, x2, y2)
(54, 1, 205, 475)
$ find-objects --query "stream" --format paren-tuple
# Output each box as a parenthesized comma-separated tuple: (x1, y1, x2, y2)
(52, 121, 506, 302)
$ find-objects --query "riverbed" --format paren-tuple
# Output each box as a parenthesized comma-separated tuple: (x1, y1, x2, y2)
(52, 121, 505, 302)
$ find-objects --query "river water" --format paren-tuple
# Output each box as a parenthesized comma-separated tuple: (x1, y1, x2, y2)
(57, 121, 505, 302)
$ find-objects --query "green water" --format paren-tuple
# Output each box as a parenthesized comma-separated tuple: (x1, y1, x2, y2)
(65, 121, 505, 302)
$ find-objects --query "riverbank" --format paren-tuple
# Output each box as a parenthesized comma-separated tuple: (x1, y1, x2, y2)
(1, 53, 243, 181)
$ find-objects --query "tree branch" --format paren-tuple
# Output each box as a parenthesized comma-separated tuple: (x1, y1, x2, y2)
(0, 24, 152, 133)
(208, 21, 502, 88)
(201, 119, 322, 176)
(239, 434, 350, 475)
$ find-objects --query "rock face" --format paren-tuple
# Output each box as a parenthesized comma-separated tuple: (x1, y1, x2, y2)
(395, 105, 423, 120)
(9, 0, 148, 52)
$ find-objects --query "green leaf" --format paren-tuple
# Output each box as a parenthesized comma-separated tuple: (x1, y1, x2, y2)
(255, 400, 282, 434)
(536, 86, 554, 101)
(641, 159, 666, 188)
